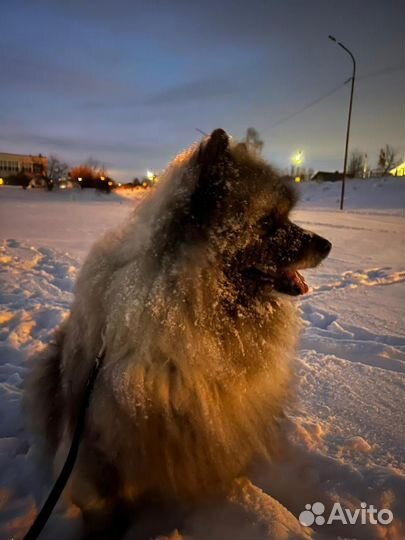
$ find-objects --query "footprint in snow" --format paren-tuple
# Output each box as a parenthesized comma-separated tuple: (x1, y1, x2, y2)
(312, 267, 405, 293)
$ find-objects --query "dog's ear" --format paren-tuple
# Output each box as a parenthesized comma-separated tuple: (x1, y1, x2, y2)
(197, 128, 229, 169)
(190, 129, 230, 229)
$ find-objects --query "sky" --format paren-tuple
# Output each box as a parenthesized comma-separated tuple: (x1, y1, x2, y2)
(1, 0, 404, 181)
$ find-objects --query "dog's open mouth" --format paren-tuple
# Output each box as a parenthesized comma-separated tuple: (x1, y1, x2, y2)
(240, 235, 331, 297)
(277, 269, 309, 296)
(244, 267, 309, 296)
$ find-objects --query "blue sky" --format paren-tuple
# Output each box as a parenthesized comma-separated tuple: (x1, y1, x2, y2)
(1, 0, 404, 181)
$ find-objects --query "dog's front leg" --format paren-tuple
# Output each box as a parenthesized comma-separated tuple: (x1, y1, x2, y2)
(65, 442, 132, 540)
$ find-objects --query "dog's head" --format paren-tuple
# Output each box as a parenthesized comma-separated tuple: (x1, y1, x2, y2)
(160, 128, 331, 298)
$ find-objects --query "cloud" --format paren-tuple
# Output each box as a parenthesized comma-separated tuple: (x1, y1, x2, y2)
(0, 131, 167, 157)
(27, 0, 297, 50)
(0, 45, 132, 101)
(144, 77, 236, 106)
(0, 129, 179, 181)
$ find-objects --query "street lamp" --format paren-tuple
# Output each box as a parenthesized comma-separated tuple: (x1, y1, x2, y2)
(328, 35, 356, 210)
(292, 150, 303, 167)
(292, 150, 304, 181)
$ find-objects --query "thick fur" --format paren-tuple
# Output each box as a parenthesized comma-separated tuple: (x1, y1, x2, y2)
(25, 130, 330, 537)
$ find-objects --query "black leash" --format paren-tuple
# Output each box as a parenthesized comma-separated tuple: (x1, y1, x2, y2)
(23, 333, 107, 540)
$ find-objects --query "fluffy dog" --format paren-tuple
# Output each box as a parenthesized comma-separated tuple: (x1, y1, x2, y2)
(26, 129, 331, 538)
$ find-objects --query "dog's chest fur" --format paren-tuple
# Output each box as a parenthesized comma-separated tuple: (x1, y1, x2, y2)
(77, 257, 300, 500)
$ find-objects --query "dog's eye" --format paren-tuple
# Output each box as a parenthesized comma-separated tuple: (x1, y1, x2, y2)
(258, 216, 277, 233)
(258, 216, 272, 227)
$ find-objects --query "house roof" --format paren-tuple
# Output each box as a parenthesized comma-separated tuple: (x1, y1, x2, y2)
(312, 171, 343, 181)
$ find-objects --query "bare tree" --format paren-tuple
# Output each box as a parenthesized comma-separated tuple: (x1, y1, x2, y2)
(47, 156, 69, 182)
(244, 127, 264, 155)
(348, 150, 365, 178)
(85, 157, 102, 172)
(378, 145, 397, 175)
(69, 164, 97, 188)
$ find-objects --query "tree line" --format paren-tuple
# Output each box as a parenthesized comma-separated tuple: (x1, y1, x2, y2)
(48, 141, 404, 185)
(5, 128, 402, 190)
(241, 129, 403, 179)
(348, 144, 401, 178)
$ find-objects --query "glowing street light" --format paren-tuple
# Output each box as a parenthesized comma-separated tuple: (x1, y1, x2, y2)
(292, 150, 304, 166)
(292, 150, 304, 181)
(328, 35, 356, 210)
(146, 170, 155, 181)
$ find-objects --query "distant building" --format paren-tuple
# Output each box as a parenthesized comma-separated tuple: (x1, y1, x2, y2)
(0, 152, 48, 179)
(389, 161, 405, 177)
(312, 171, 343, 182)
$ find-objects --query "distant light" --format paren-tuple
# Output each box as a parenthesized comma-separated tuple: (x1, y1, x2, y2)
(389, 162, 405, 177)
(118, 182, 122, 187)
(108, 181, 113, 186)
(0, 178, 4, 186)
(146, 170, 154, 181)
(100, 176, 105, 181)
(295, 177, 301, 183)
(60, 184, 67, 189)
(78, 177, 82, 182)
(292, 150, 304, 166)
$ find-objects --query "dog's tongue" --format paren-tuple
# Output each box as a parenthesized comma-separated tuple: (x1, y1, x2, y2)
(288, 270, 309, 294)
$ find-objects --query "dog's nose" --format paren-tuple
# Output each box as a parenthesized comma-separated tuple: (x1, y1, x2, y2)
(314, 235, 332, 257)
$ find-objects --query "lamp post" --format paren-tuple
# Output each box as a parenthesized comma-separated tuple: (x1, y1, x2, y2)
(292, 150, 304, 181)
(328, 35, 356, 210)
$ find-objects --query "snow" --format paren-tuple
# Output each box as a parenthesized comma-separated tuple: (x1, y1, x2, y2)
(0, 178, 404, 540)
(0, 186, 139, 259)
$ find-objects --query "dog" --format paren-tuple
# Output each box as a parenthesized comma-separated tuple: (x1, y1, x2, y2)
(26, 129, 331, 539)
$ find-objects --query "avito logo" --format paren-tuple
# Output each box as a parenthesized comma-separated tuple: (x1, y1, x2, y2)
(299, 501, 393, 527)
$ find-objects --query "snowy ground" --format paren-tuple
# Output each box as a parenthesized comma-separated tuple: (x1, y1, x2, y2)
(0, 179, 404, 540)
